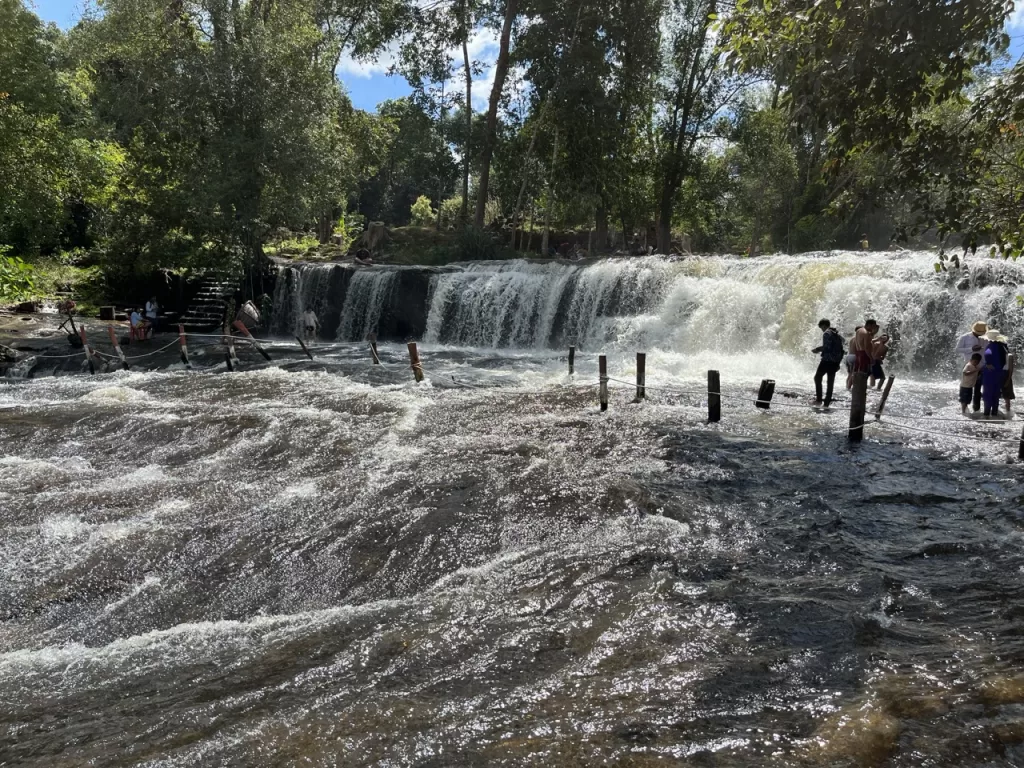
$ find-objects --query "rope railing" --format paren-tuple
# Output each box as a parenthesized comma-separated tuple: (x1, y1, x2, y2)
(7, 333, 1021, 459)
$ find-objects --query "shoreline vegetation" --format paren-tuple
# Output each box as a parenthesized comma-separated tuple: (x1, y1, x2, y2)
(2, 0, 1023, 315)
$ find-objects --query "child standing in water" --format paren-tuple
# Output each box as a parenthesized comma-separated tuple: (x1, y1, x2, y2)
(961, 353, 982, 415)
(870, 334, 889, 390)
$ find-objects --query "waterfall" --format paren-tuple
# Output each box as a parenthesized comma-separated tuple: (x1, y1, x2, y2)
(335, 270, 399, 341)
(272, 253, 1024, 376)
(270, 263, 336, 336)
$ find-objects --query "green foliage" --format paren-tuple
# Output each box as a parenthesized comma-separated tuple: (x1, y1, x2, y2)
(455, 227, 504, 261)
(409, 196, 437, 227)
(0, 249, 37, 303)
(438, 195, 465, 230)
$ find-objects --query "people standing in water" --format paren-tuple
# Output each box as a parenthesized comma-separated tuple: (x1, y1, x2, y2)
(811, 319, 845, 407)
(981, 329, 1007, 418)
(956, 321, 989, 412)
(960, 353, 983, 414)
(869, 334, 889, 390)
(854, 320, 878, 374)
(845, 326, 862, 390)
(1003, 345, 1016, 413)
(300, 309, 320, 342)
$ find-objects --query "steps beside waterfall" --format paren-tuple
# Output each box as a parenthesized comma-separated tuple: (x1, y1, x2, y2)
(181, 274, 238, 331)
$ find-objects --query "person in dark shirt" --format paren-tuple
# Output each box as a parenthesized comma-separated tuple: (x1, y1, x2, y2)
(811, 318, 845, 407)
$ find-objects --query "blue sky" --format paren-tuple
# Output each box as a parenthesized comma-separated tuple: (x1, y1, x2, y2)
(28, 0, 1024, 113)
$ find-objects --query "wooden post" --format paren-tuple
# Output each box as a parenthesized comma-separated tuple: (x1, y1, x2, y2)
(1019, 424, 1024, 461)
(107, 326, 129, 370)
(79, 326, 95, 375)
(849, 372, 868, 442)
(178, 324, 191, 370)
(295, 335, 314, 361)
(232, 320, 271, 361)
(568, 345, 575, 376)
(407, 342, 423, 382)
(708, 370, 721, 423)
(875, 375, 895, 418)
(635, 352, 646, 401)
(599, 354, 608, 411)
(755, 379, 775, 409)
(368, 332, 381, 365)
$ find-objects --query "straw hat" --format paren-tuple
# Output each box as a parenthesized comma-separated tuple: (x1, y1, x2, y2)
(985, 329, 1001, 341)
(972, 321, 988, 335)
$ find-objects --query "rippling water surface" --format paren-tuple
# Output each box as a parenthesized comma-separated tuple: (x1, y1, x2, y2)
(2, 337, 1023, 767)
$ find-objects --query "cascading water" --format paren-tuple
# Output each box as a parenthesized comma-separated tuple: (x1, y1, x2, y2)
(418, 252, 1024, 376)
(335, 270, 399, 341)
(271, 263, 336, 336)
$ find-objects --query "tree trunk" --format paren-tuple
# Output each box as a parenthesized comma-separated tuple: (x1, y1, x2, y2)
(461, 14, 471, 226)
(595, 201, 608, 253)
(474, 0, 519, 228)
(540, 126, 559, 257)
(657, 180, 673, 254)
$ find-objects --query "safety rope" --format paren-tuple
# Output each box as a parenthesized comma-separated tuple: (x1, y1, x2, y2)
(873, 419, 1022, 445)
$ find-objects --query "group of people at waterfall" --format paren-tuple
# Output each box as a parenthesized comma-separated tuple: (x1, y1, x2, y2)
(811, 318, 1015, 417)
(957, 321, 1015, 418)
(810, 318, 889, 408)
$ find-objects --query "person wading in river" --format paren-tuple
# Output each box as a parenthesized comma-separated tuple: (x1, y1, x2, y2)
(956, 321, 989, 412)
(845, 326, 861, 390)
(982, 329, 1007, 418)
(854, 320, 878, 375)
(811, 319, 845, 407)
(300, 309, 320, 342)
(870, 334, 890, 390)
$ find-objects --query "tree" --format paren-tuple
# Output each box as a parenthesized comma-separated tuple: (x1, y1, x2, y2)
(723, 0, 1022, 256)
(474, 0, 519, 228)
(727, 105, 797, 253)
(82, 0, 373, 271)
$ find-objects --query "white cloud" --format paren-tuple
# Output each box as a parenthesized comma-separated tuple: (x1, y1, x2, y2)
(336, 27, 501, 110)
(336, 41, 401, 79)
(1008, 3, 1024, 31)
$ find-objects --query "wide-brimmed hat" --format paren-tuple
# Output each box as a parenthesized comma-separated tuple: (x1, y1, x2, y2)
(985, 329, 1001, 341)
(972, 321, 988, 335)
(997, 334, 1009, 344)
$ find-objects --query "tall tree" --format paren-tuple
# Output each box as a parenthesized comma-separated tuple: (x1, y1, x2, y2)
(474, 0, 519, 228)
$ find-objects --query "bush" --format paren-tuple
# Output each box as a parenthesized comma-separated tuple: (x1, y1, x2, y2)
(410, 195, 436, 227)
(439, 195, 465, 230)
(455, 227, 502, 261)
(0, 247, 37, 304)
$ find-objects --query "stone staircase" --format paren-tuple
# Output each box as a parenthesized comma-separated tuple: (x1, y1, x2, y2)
(180, 274, 238, 331)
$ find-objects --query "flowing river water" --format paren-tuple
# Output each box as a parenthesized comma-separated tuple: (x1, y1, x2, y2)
(3, 251, 1024, 766)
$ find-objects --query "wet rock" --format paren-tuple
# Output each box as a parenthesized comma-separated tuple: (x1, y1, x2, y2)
(807, 700, 901, 766)
(978, 674, 1024, 706)
(613, 720, 659, 744)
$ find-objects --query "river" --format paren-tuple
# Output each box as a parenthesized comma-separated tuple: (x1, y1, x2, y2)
(2, 251, 1024, 766)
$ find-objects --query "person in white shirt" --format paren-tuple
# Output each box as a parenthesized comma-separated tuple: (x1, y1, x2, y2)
(145, 297, 160, 333)
(300, 309, 320, 341)
(956, 321, 989, 412)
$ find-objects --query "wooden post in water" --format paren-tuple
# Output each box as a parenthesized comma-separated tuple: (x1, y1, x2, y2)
(79, 326, 95, 375)
(707, 370, 721, 423)
(107, 326, 129, 370)
(755, 379, 775, 409)
(875, 375, 895, 418)
(232, 320, 271, 361)
(568, 345, 576, 376)
(177, 324, 191, 370)
(849, 373, 868, 442)
(295, 335, 314, 361)
(368, 332, 381, 365)
(1018, 424, 1024, 461)
(635, 352, 646, 401)
(407, 342, 423, 382)
(224, 322, 237, 371)
(599, 354, 608, 412)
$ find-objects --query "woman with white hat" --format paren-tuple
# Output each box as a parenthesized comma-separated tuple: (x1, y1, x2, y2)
(982, 329, 1008, 418)
(956, 321, 989, 412)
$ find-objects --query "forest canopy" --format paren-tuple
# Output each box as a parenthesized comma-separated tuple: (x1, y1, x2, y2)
(1, 0, 1022, 286)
